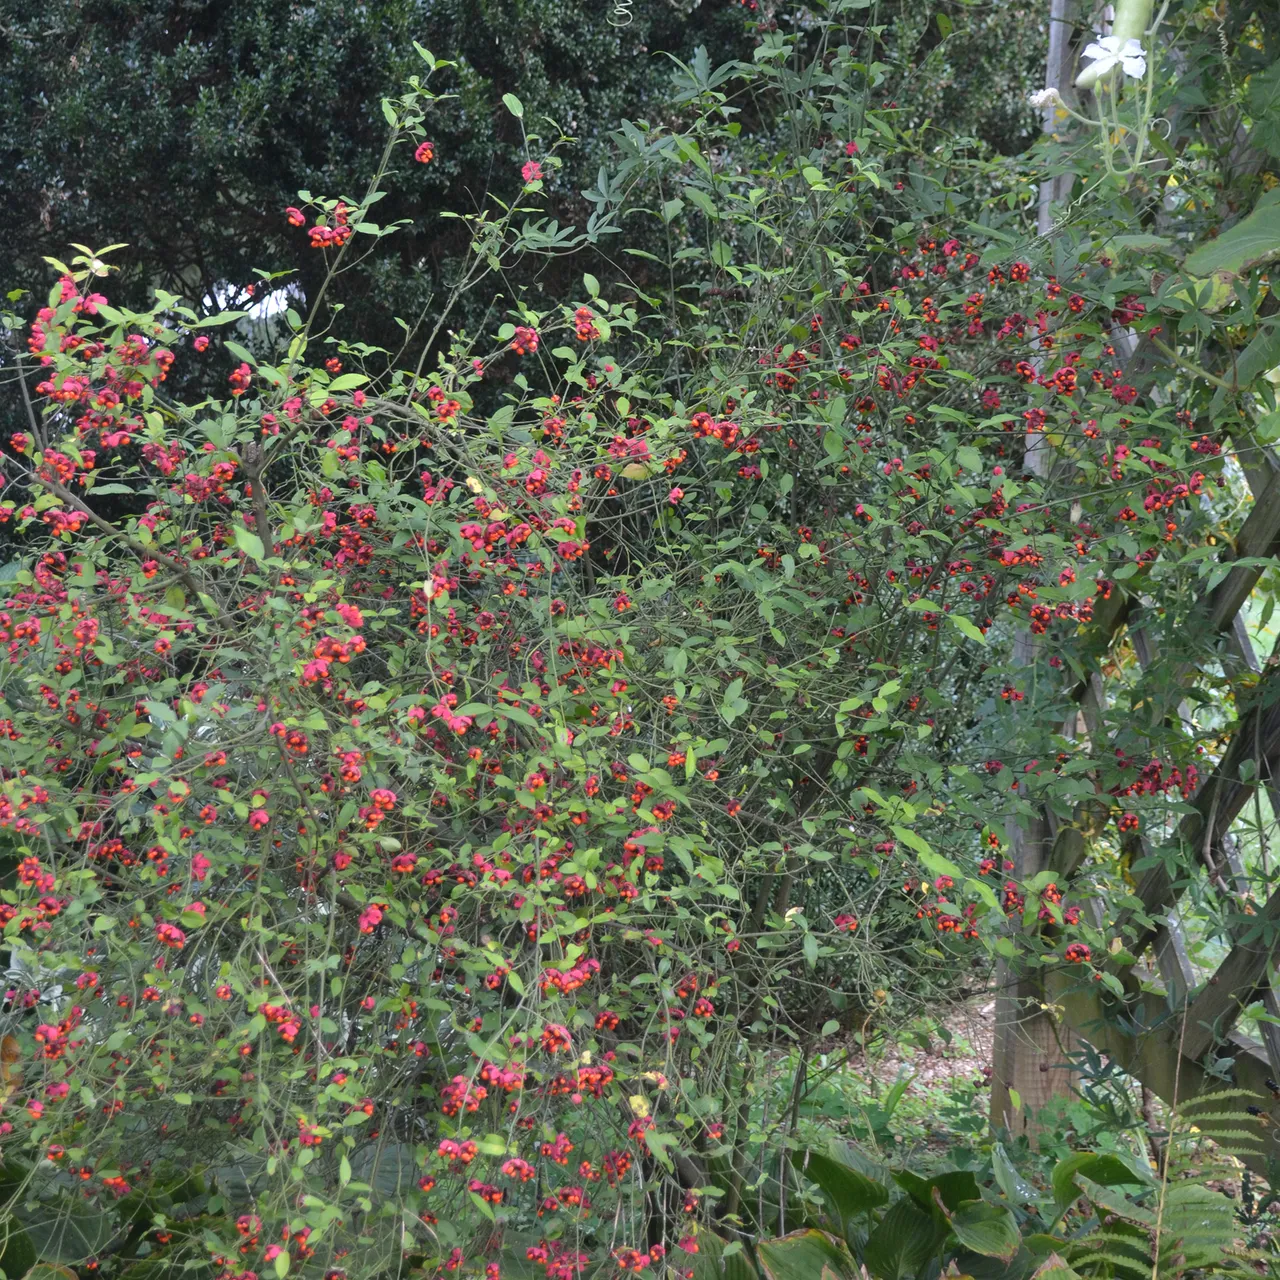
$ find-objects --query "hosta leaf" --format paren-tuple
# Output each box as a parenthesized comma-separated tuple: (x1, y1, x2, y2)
(756, 1230, 859, 1280)
(948, 1200, 1020, 1261)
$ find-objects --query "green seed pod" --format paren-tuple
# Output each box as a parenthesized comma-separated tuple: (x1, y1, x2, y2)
(1075, 0, 1154, 91)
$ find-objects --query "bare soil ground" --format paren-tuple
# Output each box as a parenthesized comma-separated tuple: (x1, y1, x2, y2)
(849, 998, 996, 1097)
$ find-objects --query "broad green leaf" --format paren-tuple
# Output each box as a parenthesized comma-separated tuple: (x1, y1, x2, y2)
(502, 93, 524, 118)
(1248, 59, 1280, 157)
(0, 1223, 36, 1279)
(948, 1200, 1020, 1260)
(992, 1141, 1037, 1204)
(1051, 1152, 1148, 1209)
(1100, 233, 1174, 255)
(803, 1150, 889, 1220)
(14, 1197, 113, 1264)
(692, 1232, 756, 1280)
(1183, 200, 1280, 276)
(21, 1266, 77, 1280)
(895, 1169, 981, 1216)
(864, 1199, 947, 1280)
(1171, 268, 1237, 313)
(348, 1142, 416, 1197)
(1030, 1254, 1083, 1280)
(756, 1230, 859, 1280)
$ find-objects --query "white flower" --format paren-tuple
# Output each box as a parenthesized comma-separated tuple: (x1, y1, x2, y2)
(1028, 88, 1064, 111)
(1081, 36, 1147, 80)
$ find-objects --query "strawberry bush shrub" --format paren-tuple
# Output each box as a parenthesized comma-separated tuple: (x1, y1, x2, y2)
(0, 9, 1233, 1280)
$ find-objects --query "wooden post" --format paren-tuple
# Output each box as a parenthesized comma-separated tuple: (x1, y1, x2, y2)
(991, 0, 1081, 1138)
(990, 806, 1082, 1137)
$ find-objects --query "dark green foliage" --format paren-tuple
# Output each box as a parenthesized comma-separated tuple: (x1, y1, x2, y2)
(0, 0, 746, 352)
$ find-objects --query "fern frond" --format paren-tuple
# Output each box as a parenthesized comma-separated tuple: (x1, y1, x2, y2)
(1179, 1086, 1258, 1109)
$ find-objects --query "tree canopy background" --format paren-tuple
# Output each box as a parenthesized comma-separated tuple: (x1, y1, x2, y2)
(0, 0, 1047, 359)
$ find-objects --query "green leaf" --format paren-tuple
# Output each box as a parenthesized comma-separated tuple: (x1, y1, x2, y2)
(719, 677, 748, 725)
(803, 1150, 890, 1221)
(1100, 233, 1174, 255)
(1222, 319, 1280, 393)
(1029, 1254, 1083, 1280)
(223, 339, 256, 367)
(345, 1143, 417, 1198)
(1051, 1152, 1148, 1210)
(992, 1141, 1037, 1205)
(891, 825, 933, 858)
(0, 1222, 36, 1279)
(864, 1199, 947, 1280)
(21, 1266, 78, 1280)
(895, 1169, 981, 1216)
(949, 614, 986, 645)
(756, 1230, 859, 1280)
(692, 1233, 756, 1280)
(1248, 60, 1280, 157)
(234, 527, 266, 561)
(948, 1200, 1020, 1260)
(502, 93, 524, 118)
(14, 1197, 113, 1264)
(194, 310, 248, 327)
(1183, 200, 1280, 276)
(0, 1161, 32, 1210)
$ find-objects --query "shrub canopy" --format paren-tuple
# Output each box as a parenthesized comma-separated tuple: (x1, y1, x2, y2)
(0, 7, 1265, 1280)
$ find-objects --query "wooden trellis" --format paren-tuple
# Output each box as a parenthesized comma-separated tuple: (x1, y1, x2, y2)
(983, 0, 1280, 1171)
(991, 437, 1280, 1173)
